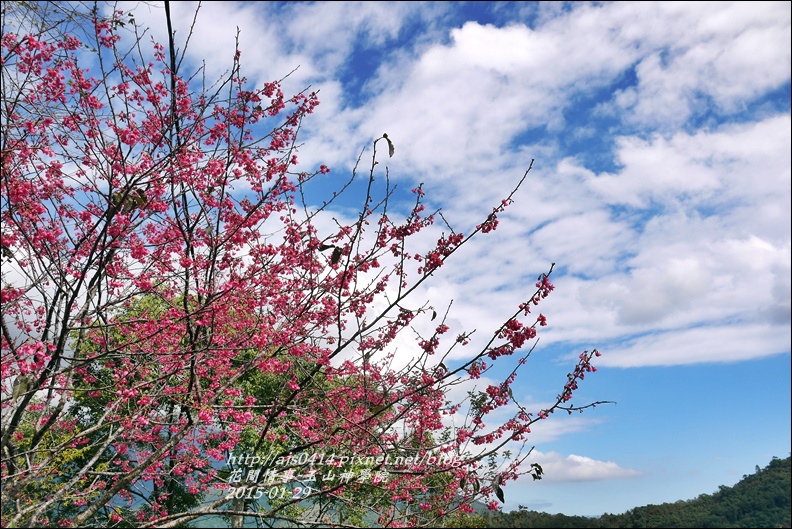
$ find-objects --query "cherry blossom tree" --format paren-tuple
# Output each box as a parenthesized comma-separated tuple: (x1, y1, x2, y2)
(1, 2, 607, 527)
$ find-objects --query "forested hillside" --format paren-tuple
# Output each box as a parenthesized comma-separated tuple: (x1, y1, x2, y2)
(482, 456, 791, 528)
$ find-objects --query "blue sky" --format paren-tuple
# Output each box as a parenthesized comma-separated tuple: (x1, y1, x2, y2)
(122, 0, 791, 517)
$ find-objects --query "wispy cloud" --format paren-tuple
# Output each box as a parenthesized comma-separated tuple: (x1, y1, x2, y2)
(523, 450, 642, 482)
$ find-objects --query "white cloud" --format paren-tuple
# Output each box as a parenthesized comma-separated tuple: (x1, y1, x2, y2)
(523, 450, 642, 482)
(586, 115, 792, 212)
(539, 231, 791, 364)
(606, 2, 791, 128)
(351, 16, 637, 182)
(595, 323, 791, 368)
(515, 112, 792, 366)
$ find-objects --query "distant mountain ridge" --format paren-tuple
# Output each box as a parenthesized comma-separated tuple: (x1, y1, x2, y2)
(483, 455, 791, 528)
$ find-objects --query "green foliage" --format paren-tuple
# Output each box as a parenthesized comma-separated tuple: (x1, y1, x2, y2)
(482, 455, 791, 528)
(439, 512, 489, 527)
